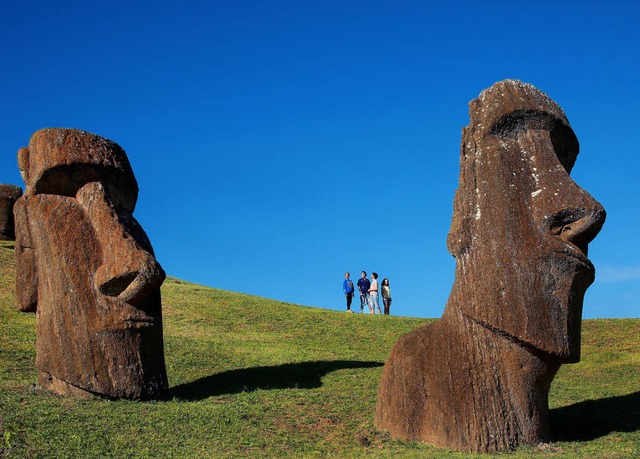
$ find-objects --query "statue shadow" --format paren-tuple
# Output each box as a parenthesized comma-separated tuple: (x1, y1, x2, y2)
(168, 360, 383, 401)
(550, 391, 640, 441)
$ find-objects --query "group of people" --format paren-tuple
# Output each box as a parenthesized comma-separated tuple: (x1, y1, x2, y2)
(342, 271, 392, 315)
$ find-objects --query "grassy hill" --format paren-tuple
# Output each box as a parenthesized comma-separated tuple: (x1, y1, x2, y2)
(1, 240, 638, 458)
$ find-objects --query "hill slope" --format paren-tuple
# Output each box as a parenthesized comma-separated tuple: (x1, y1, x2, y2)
(1, 240, 638, 458)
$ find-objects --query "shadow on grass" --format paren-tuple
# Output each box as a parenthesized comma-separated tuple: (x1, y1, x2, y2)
(169, 360, 383, 401)
(551, 391, 640, 441)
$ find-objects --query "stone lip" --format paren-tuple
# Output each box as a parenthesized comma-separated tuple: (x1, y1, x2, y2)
(375, 80, 605, 452)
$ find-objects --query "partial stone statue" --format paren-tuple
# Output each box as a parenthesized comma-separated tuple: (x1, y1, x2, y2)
(14, 128, 168, 400)
(0, 184, 22, 240)
(375, 80, 606, 452)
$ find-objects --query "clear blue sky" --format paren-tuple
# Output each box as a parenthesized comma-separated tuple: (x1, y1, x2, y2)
(1, 1, 638, 318)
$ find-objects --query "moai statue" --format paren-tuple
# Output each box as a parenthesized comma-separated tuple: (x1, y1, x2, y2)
(0, 184, 23, 240)
(375, 80, 606, 452)
(14, 128, 168, 400)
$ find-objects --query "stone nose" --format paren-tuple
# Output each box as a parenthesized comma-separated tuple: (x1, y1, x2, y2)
(94, 252, 165, 306)
(517, 130, 607, 256)
(76, 182, 165, 306)
(548, 207, 606, 256)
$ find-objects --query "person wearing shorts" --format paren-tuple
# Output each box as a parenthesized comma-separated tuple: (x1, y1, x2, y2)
(368, 272, 381, 314)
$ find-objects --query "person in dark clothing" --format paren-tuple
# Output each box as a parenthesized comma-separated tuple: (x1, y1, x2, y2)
(357, 271, 371, 313)
(381, 277, 392, 315)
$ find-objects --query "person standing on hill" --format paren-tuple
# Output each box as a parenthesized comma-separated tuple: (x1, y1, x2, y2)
(381, 278, 392, 315)
(343, 272, 355, 313)
(357, 271, 371, 313)
(368, 272, 382, 314)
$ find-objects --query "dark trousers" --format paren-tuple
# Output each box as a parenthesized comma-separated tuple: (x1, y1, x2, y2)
(346, 292, 354, 310)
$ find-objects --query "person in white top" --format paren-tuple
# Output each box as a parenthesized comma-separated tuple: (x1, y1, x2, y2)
(368, 272, 381, 314)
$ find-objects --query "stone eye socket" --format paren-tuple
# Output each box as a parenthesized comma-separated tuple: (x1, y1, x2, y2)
(35, 165, 120, 196)
(489, 109, 579, 173)
(33, 165, 137, 213)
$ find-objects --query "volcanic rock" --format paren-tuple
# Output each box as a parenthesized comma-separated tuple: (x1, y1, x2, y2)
(0, 184, 22, 240)
(375, 80, 606, 452)
(14, 128, 168, 400)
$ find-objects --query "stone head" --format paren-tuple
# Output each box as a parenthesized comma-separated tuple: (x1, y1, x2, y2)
(0, 184, 22, 240)
(446, 80, 605, 361)
(15, 128, 167, 399)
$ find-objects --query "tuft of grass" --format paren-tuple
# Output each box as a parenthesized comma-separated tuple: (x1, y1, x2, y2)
(1, 240, 638, 458)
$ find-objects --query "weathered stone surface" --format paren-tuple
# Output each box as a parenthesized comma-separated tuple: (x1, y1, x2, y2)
(375, 80, 606, 452)
(0, 184, 22, 240)
(14, 128, 168, 400)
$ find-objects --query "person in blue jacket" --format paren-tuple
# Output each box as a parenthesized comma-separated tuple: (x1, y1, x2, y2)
(342, 272, 355, 312)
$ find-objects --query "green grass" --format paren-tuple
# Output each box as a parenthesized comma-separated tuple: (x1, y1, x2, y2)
(0, 240, 638, 458)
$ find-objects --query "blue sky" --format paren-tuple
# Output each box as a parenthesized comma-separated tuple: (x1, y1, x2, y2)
(1, 1, 638, 318)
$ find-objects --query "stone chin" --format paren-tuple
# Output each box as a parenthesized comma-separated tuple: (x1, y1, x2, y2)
(540, 251, 596, 362)
(455, 241, 597, 363)
(497, 250, 594, 362)
(91, 328, 167, 399)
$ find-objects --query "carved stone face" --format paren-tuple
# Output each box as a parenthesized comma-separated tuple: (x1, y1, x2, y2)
(0, 184, 22, 241)
(15, 128, 168, 399)
(447, 81, 605, 361)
